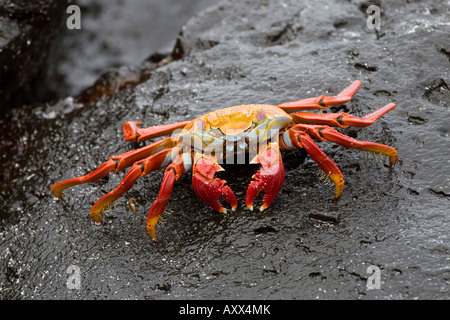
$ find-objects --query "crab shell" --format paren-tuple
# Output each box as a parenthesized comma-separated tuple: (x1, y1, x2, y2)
(177, 104, 292, 162)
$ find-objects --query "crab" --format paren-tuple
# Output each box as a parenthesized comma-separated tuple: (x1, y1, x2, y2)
(51, 80, 398, 240)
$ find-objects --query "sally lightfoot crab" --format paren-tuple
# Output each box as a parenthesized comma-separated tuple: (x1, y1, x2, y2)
(52, 80, 398, 240)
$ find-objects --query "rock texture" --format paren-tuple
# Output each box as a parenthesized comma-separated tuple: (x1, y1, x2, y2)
(0, 0, 67, 109)
(0, 0, 449, 300)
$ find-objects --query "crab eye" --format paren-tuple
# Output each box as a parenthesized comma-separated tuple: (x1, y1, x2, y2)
(257, 109, 265, 121)
(196, 119, 205, 131)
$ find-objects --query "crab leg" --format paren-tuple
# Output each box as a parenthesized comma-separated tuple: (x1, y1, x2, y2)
(277, 80, 361, 111)
(191, 153, 238, 214)
(245, 142, 285, 211)
(291, 103, 396, 128)
(283, 129, 345, 198)
(146, 153, 192, 240)
(51, 137, 175, 199)
(89, 148, 173, 224)
(123, 120, 189, 143)
(291, 124, 398, 166)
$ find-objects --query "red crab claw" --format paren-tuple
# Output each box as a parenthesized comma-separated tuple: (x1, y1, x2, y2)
(246, 143, 285, 211)
(192, 154, 238, 213)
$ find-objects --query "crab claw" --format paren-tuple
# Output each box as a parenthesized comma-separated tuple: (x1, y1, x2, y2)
(192, 154, 238, 213)
(246, 143, 285, 211)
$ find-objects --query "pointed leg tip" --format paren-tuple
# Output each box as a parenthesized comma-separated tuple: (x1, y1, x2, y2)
(146, 216, 160, 240)
(53, 192, 64, 201)
(146, 220, 158, 241)
(147, 227, 158, 242)
(51, 186, 63, 200)
(389, 154, 398, 166)
(91, 218, 104, 226)
(91, 216, 104, 226)
(90, 207, 105, 225)
(246, 204, 254, 211)
(260, 205, 268, 212)
(333, 187, 343, 200)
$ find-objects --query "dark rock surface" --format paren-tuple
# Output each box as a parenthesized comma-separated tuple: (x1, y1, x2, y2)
(0, 0, 67, 109)
(47, 0, 216, 99)
(0, 0, 449, 300)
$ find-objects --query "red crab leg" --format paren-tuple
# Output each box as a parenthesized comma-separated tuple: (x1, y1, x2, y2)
(284, 129, 345, 198)
(277, 80, 361, 111)
(51, 136, 175, 199)
(291, 124, 398, 166)
(123, 120, 190, 143)
(245, 142, 285, 211)
(191, 153, 238, 214)
(146, 153, 191, 240)
(291, 103, 396, 128)
(89, 148, 173, 224)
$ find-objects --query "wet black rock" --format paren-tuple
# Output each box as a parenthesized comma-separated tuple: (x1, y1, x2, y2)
(0, 0, 68, 109)
(0, 0, 449, 300)
(46, 0, 219, 101)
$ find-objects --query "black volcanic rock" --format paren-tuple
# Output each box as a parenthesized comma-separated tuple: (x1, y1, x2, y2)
(0, 0, 448, 300)
(0, 0, 68, 109)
